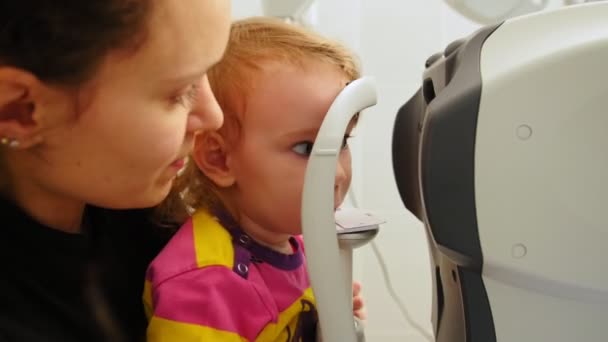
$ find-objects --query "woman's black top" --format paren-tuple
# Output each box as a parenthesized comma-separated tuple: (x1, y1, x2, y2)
(0, 197, 172, 342)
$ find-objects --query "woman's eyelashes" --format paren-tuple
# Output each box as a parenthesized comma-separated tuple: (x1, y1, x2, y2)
(172, 83, 200, 108)
(291, 135, 352, 157)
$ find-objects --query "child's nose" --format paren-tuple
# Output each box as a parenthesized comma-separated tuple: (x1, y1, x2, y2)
(334, 162, 349, 205)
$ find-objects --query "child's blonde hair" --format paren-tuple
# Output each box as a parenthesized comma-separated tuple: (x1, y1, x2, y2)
(158, 16, 361, 222)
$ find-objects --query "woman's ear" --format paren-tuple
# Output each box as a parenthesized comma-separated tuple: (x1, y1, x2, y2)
(191, 131, 236, 188)
(0, 67, 69, 149)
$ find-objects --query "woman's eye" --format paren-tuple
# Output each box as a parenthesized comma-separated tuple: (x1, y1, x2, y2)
(172, 83, 200, 108)
(292, 141, 314, 156)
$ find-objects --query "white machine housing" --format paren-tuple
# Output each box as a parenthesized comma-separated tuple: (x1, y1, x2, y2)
(392, 3, 608, 341)
(443, 0, 549, 24)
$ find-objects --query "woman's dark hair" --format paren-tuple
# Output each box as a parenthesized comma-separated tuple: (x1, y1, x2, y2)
(0, 3, 157, 340)
(0, 0, 154, 202)
(0, 1, 153, 85)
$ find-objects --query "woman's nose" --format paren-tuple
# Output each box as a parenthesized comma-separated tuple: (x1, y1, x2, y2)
(186, 75, 223, 134)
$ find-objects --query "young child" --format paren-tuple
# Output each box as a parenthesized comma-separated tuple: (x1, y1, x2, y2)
(145, 17, 365, 341)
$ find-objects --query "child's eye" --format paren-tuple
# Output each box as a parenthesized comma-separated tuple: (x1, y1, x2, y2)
(172, 83, 200, 108)
(292, 141, 314, 156)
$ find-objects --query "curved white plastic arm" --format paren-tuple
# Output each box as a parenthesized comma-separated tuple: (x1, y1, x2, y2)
(301, 77, 377, 342)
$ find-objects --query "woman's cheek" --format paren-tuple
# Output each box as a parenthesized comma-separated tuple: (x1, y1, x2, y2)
(134, 120, 189, 168)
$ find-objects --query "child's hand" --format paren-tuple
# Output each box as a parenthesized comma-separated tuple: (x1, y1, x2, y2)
(352, 281, 367, 321)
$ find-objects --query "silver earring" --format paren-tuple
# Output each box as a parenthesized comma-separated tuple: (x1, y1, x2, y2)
(0, 137, 19, 148)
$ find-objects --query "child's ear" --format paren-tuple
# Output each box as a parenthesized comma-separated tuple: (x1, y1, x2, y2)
(191, 131, 236, 188)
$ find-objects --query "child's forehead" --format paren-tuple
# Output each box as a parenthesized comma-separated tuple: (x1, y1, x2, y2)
(240, 61, 349, 136)
(252, 60, 347, 99)
(257, 57, 343, 77)
(256, 59, 308, 77)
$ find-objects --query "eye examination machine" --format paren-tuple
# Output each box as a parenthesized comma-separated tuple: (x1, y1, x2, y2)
(301, 1, 608, 341)
(392, 2, 608, 341)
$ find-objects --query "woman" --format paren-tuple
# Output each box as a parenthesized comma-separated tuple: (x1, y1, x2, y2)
(0, 1, 230, 341)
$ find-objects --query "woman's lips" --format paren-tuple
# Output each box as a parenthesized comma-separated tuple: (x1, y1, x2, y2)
(170, 157, 186, 170)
